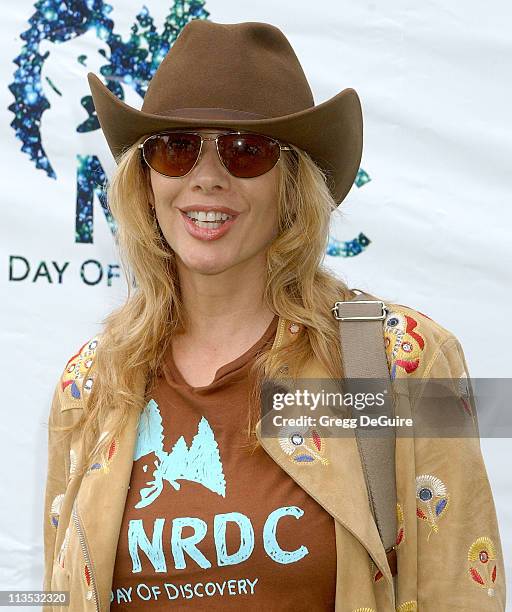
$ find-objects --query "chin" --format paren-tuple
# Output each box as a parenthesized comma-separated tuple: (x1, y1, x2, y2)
(179, 255, 235, 276)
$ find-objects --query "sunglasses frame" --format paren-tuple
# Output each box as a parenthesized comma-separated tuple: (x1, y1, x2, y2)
(138, 130, 293, 179)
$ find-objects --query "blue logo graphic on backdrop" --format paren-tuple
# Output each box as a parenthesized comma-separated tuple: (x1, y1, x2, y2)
(8, 0, 209, 243)
(8, 1, 370, 255)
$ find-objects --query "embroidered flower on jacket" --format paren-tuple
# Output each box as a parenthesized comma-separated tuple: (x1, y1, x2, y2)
(288, 322, 301, 334)
(85, 431, 118, 475)
(458, 371, 473, 416)
(416, 474, 449, 540)
(49, 493, 64, 528)
(384, 310, 425, 380)
(467, 536, 498, 598)
(84, 562, 94, 600)
(278, 424, 329, 466)
(61, 337, 99, 400)
(396, 502, 405, 547)
(396, 602, 418, 612)
(69, 448, 77, 478)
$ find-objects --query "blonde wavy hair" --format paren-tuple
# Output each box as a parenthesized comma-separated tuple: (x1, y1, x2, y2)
(57, 133, 382, 474)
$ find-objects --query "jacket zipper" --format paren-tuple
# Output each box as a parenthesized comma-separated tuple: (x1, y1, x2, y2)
(72, 499, 100, 612)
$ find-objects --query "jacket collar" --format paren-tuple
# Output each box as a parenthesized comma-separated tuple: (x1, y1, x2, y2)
(255, 318, 392, 585)
(80, 315, 392, 610)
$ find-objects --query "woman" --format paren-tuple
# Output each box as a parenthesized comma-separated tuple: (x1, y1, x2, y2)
(43, 19, 506, 611)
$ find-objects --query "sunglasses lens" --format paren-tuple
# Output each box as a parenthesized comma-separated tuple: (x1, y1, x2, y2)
(141, 132, 283, 178)
(143, 133, 201, 176)
(217, 133, 281, 178)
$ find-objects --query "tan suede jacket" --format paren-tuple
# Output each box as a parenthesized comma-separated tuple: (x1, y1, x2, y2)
(43, 302, 507, 611)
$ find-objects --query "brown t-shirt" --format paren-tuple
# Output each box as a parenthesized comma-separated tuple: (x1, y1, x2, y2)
(110, 315, 336, 610)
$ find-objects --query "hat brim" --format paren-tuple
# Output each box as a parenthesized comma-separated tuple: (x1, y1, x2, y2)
(87, 72, 362, 206)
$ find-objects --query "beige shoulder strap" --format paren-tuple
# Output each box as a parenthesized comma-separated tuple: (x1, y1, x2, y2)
(332, 289, 397, 577)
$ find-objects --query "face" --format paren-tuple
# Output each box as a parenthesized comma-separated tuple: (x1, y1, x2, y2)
(148, 129, 281, 277)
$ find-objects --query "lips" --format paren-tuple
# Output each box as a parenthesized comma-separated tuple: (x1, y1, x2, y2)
(178, 205, 240, 216)
(179, 209, 238, 241)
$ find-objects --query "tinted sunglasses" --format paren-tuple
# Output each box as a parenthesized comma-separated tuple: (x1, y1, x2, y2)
(138, 130, 292, 179)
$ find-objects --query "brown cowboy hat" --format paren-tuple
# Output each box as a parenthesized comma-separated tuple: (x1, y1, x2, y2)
(87, 19, 363, 206)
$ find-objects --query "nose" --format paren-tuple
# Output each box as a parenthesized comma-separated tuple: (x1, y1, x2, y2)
(193, 136, 227, 174)
(187, 135, 230, 191)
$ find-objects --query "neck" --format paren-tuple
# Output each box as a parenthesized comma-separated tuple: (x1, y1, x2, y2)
(175, 255, 275, 350)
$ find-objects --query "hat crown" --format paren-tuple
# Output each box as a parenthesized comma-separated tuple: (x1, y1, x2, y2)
(141, 20, 315, 119)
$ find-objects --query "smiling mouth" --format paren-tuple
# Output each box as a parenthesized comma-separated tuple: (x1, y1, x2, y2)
(181, 210, 236, 229)
(179, 209, 239, 241)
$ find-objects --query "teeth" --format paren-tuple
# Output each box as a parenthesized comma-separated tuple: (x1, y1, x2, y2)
(185, 210, 232, 222)
(194, 220, 224, 229)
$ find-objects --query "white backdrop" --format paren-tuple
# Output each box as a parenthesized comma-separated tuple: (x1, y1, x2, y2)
(1, 0, 510, 605)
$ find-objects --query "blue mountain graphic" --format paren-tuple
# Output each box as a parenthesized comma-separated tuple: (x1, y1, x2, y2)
(133, 399, 226, 508)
